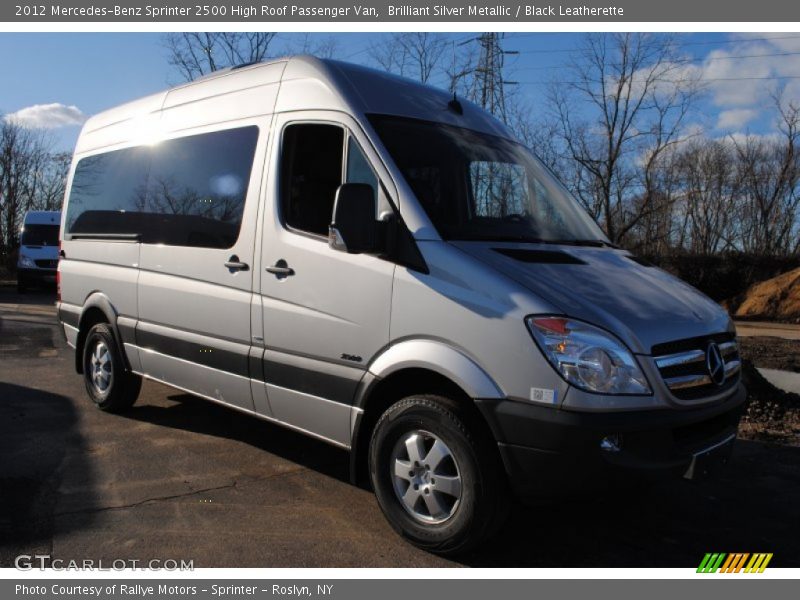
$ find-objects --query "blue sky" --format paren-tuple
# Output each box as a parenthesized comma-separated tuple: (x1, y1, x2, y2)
(1, 32, 798, 151)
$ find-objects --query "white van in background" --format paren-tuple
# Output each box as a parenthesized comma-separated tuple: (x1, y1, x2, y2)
(57, 56, 746, 554)
(17, 210, 61, 293)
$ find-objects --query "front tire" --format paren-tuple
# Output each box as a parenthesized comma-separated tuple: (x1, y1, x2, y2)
(368, 395, 508, 555)
(82, 323, 141, 412)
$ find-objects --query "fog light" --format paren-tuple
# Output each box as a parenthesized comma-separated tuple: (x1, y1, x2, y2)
(600, 435, 623, 453)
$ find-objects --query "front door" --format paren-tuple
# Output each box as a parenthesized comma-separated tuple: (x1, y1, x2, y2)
(257, 112, 396, 446)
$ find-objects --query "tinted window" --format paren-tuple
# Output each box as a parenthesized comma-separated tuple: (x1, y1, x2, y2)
(66, 126, 259, 249)
(66, 146, 149, 234)
(21, 224, 60, 247)
(281, 124, 344, 237)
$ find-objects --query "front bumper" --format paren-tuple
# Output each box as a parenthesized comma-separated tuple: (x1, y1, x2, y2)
(475, 383, 747, 497)
(17, 267, 57, 284)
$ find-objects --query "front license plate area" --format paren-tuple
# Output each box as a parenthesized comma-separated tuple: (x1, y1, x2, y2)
(683, 434, 736, 480)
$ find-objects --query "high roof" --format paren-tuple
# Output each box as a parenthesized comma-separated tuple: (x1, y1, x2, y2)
(77, 55, 513, 154)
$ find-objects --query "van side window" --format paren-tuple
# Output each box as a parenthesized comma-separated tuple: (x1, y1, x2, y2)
(147, 127, 258, 248)
(66, 146, 150, 234)
(281, 124, 344, 237)
(65, 126, 259, 249)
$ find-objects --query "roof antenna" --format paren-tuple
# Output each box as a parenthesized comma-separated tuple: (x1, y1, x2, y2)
(448, 92, 463, 115)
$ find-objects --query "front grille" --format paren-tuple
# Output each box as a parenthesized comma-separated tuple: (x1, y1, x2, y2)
(653, 332, 741, 401)
(34, 259, 58, 269)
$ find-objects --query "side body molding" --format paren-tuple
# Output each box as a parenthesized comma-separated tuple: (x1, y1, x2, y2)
(366, 339, 505, 401)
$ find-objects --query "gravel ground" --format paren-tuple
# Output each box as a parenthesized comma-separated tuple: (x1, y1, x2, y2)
(738, 337, 800, 446)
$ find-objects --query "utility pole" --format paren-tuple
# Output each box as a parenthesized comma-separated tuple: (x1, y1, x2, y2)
(469, 33, 518, 124)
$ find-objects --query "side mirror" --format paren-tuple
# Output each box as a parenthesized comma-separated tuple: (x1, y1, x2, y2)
(329, 183, 381, 254)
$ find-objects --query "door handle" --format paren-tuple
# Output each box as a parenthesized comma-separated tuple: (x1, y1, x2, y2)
(265, 259, 295, 278)
(224, 255, 249, 271)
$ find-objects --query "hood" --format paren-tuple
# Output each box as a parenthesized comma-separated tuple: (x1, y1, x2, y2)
(451, 241, 732, 354)
(19, 244, 60, 260)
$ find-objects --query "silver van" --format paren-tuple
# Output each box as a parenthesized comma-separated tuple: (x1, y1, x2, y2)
(57, 56, 746, 554)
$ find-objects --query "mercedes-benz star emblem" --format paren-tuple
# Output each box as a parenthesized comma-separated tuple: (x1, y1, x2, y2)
(706, 342, 726, 386)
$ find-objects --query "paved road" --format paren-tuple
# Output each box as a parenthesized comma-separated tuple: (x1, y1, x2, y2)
(2, 287, 799, 567)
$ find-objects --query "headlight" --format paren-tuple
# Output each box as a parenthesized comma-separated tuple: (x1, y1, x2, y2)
(526, 316, 651, 395)
(18, 256, 35, 268)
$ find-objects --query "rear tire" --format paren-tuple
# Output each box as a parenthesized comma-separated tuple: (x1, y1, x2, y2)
(368, 394, 509, 555)
(82, 323, 141, 412)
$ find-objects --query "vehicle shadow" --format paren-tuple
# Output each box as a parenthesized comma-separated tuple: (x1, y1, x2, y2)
(462, 438, 800, 567)
(121, 393, 351, 483)
(0, 382, 92, 566)
(120, 391, 800, 567)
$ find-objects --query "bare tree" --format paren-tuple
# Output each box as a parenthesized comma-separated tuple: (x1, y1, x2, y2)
(30, 152, 71, 212)
(368, 33, 449, 83)
(549, 33, 701, 246)
(0, 118, 54, 264)
(283, 33, 339, 59)
(733, 94, 800, 256)
(164, 32, 278, 81)
(670, 138, 741, 255)
(445, 39, 477, 95)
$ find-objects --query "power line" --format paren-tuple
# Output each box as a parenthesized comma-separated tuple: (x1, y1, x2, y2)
(505, 33, 800, 53)
(451, 32, 480, 44)
(343, 32, 477, 62)
(515, 74, 800, 85)
(512, 50, 800, 72)
(342, 46, 370, 60)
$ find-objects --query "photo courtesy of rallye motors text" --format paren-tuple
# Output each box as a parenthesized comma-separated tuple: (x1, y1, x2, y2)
(57, 54, 745, 555)
(15, 584, 327, 596)
(16, 585, 198, 597)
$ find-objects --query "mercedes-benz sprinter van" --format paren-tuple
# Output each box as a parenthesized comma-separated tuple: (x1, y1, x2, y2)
(17, 210, 61, 293)
(57, 56, 746, 554)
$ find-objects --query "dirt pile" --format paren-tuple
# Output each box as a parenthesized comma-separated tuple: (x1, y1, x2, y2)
(725, 267, 800, 323)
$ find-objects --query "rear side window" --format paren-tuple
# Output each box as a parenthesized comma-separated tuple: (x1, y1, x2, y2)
(66, 146, 149, 234)
(66, 126, 259, 249)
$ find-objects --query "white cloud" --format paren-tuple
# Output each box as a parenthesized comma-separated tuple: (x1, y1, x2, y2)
(4, 103, 87, 129)
(717, 108, 759, 130)
(699, 35, 800, 110)
(724, 131, 781, 147)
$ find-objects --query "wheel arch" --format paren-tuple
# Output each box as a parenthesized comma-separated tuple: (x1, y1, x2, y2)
(75, 293, 124, 374)
(349, 339, 505, 485)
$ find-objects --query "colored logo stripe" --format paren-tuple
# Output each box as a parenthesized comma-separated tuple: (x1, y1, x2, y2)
(745, 553, 773, 573)
(697, 553, 773, 573)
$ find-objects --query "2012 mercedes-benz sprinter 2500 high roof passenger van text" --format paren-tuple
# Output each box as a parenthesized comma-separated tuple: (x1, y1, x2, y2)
(58, 56, 746, 554)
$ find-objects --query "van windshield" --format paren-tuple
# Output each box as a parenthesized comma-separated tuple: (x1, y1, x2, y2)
(21, 224, 60, 247)
(368, 115, 608, 245)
